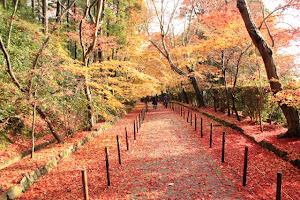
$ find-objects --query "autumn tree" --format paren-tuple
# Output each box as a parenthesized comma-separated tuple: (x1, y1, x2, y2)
(237, 0, 300, 137)
(0, 0, 76, 143)
(148, 0, 206, 107)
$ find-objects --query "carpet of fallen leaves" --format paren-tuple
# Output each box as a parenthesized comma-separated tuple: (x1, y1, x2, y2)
(0, 130, 92, 192)
(195, 105, 300, 162)
(15, 103, 299, 199)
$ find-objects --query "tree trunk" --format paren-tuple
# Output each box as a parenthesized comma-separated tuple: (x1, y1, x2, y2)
(213, 90, 218, 112)
(83, 75, 94, 130)
(3, 0, 7, 9)
(221, 50, 230, 116)
(182, 87, 189, 104)
(79, 0, 105, 130)
(35, 105, 62, 143)
(37, 0, 41, 21)
(190, 76, 205, 107)
(56, 0, 61, 22)
(231, 93, 241, 121)
(42, 0, 48, 33)
(31, 103, 36, 158)
(237, 0, 300, 137)
(32, 0, 35, 15)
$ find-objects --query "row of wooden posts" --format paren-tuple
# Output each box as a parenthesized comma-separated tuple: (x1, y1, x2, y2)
(169, 102, 283, 200)
(81, 105, 148, 200)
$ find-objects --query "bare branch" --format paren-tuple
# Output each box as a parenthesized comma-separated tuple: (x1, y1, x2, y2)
(79, 2, 90, 59)
(165, 0, 180, 34)
(260, 3, 275, 47)
(29, 0, 77, 94)
(149, 40, 167, 58)
(84, 0, 106, 63)
(88, 0, 97, 24)
(258, 3, 298, 30)
(7, 0, 19, 48)
(0, 36, 26, 92)
(232, 44, 251, 92)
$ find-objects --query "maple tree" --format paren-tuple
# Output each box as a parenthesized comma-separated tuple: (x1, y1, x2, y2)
(237, 0, 300, 137)
(0, 0, 300, 199)
(0, 0, 77, 143)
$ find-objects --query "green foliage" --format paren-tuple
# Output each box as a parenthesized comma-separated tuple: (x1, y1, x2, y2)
(207, 87, 286, 125)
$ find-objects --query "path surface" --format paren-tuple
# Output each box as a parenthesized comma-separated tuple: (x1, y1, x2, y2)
(20, 104, 235, 199)
(104, 106, 235, 199)
(19, 103, 300, 199)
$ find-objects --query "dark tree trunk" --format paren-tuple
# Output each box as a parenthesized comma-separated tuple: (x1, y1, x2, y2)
(182, 87, 189, 104)
(66, 0, 69, 25)
(83, 76, 93, 130)
(37, 0, 41, 21)
(231, 93, 241, 121)
(56, 0, 61, 22)
(35, 106, 62, 143)
(190, 76, 205, 107)
(42, 0, 48, 33)
(221, 50, 230, 116)
(213, 90, 218, 112)
(237, 0, 300, 138)
(3, 0, 7, 9)
(74, 42, 77, 59)
(98, 50, 103, 62)
(31, 0, 35, 15)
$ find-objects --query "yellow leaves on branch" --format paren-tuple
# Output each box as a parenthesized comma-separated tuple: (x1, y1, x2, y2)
(275, 79, 300, 107)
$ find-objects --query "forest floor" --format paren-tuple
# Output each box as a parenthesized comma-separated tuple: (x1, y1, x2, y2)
(194, 104, 300, 162)
(0, 103, 299, 199)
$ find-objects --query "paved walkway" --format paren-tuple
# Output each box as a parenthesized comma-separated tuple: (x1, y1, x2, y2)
(108, 105, 236, 199)
(20, 103, 237, 199)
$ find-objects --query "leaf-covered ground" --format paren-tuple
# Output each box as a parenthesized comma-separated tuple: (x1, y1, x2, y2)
(0, 130, 92, 191)
(16, 103, 299, 199)
(195, 105, 300, 162)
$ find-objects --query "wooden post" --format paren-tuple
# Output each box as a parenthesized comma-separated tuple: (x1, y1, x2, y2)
(210, 123, 213, 148)
(117, 135, 121, 165)
(105, 147, 111, 186)
(134, 121, 136, 140)
(180, 106, 182, 116)
(183, 107, 185, 118)
(125, 127, 129, 150)
(195, 114, 197, 131)
(243, 146, 248, 186)
(190, 111, 192, 126)
(276, 172, 282, 200)
(140, 112, 142, 126)
(81, 170, 89, 200)
(187, 110, 189, 122)
(136, 117, 139, 133)
(31, 103, 36, 158)
(201, 117, 203, 138)
(222, 132, 225, 162)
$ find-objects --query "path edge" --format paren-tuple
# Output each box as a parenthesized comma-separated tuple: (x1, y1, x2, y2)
(0, 105, 136, 200)
(172, 101, 300, 170)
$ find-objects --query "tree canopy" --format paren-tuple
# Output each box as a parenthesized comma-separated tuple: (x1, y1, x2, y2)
(0, 0, 299, 145)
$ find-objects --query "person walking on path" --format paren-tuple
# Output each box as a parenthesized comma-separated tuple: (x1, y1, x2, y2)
(152, 95, 158, 109)
(163, 94, 169, 108)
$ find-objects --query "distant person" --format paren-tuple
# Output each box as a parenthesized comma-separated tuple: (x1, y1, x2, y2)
(152, 95, 158, 109)
(163, 95, 169, 108)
